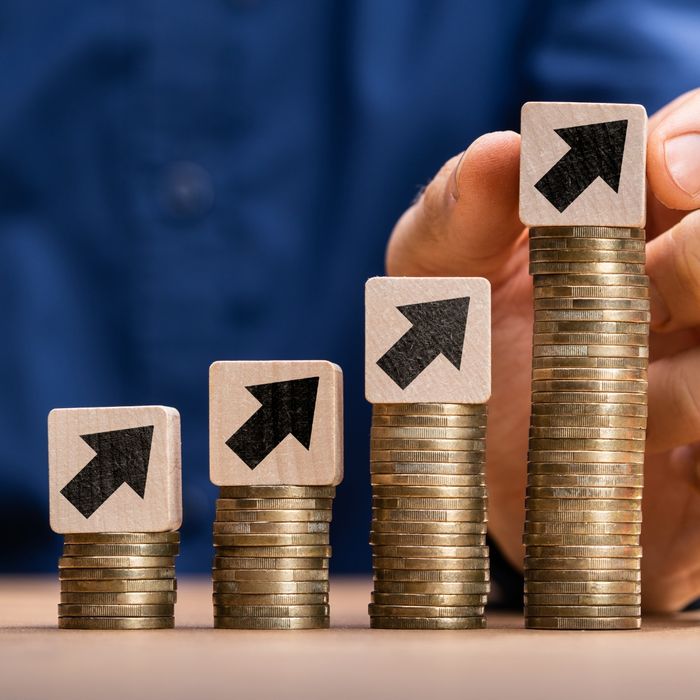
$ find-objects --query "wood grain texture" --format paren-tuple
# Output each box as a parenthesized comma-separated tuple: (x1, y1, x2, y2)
(520, 102, 647, 227)
(48, 406, 182, 533)
(210, 361, 343, 486)
(365, 277, 491, 404)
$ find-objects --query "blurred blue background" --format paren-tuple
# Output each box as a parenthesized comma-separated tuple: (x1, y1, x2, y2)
(1, 0, 699, 574)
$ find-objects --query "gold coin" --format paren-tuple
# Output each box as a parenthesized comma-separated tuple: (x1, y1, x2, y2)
(532, 354, 649, 369)
(374, 569, 489, 583)
(526, 510, 642, 523)
(370, 438, 485, 451)
(373, 581, 490, 595)
(58, 603, 174, 617)
(371, 593, 488, 606)
(524, 521, 641, 535)
(370, 462, 485, 475)
(531, 262, 646, 275)
(212, 534, 328, 547)
(58, 556, 175, 569)
(531, 367, 647, 382)
(372, 557, 489, 571)
(529, 237, 645, 251)
(372, 414, 487, 428)
(529, 226, 645, 240)
(532, 398, 647, 412)
(528, 451, 645, 464)
(524, 581, 640, 594)
(373, 403, 487, 416)
(534, 298, 650, 312)
(372, 509, 486, 523)
(372, 497, 486, 510)
(62, 544, 179, 557)
(213, 509, 332, 522)
(371, 521, 487, 535)
(524, 558, 640, 570)
(534, 331, 648, 345)
(59, 567, 176, 580)
(525, 617, 641, 630)
(370, 616, 485, 629)
(529, 427, 645, 441)
(530, 414, 647, 429)
(212, 569, 328, 582)
(530, 250, 646, 264)
(534, 284, 649, 299)
(213, 521, 329, 535)
(213, 604, 329, 618)
(60, 579, 177, 593)
(372, 545, 488, 559)
(368, 604, 484, 618)
(213, 593, 328, 606)
(214, 616, 329, 630)
(213, 557, 329, 570)
(526, 486, 642, 499)
(60, 591, 177, 604)
(213, 581, 329, 594)
(523, 534, 639, 546)
(528, 462, 643, 475)
(58, 617, 174, 630)
(371, 426, 485, 440)
(370, 533, 486, 547)
(525, 498, 641, 511)
(531, 380, 646, 395)
(528, 439, 645, 454)
(63, 532, 180, 545)
(534, 344, 648, 359)
(213, 545, 331, 558)
(524, 593, 640, 606)
(525, 545, 641, 558)
(371, 450, 485, 464)
(371, 474, 486, 487)
(534, 310, 649, 324)
(218, 486, 336, 499)
(525, 604, 641, 617)
(216, 498, 333, 511)
(533, 272, 648, 286)
(372, 485, 487, 498)
(525, 569, 640, 582)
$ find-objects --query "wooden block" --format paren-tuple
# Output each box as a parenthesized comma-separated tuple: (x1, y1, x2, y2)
(365, 277, 491, 404)
(210, 361, 343, 486)
(49, 406, 182, 534)
(520, 102, 647, 228)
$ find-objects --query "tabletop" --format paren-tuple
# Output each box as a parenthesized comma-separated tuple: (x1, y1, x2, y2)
(1, 577, 698, 700)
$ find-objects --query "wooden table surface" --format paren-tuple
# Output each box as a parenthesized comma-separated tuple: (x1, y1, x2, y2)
(1, 577, 698, 700)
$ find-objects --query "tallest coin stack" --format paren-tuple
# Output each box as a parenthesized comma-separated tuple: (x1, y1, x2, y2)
(524, 225, 648, 629)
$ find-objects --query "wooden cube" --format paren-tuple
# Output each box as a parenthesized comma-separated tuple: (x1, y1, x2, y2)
(365, 277, 491, 404)
(520, 102, 647, 228)
(210, 361, 343, 486)
(48, 406, 182, 534)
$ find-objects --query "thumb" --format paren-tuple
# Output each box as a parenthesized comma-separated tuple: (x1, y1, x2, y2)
(386, 131, 524, 284)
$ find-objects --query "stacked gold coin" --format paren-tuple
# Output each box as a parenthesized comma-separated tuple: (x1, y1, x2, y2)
(58, 532, 179, 629)
(369, 403, 489, 629)
(525, 225, 648, 630)
(212, 485, 334, 629)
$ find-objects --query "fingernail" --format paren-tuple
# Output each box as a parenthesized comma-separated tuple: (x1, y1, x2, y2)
(664, 132, 700, 197)
(649, 280, 670, 329)
(449, 150, 468, 202)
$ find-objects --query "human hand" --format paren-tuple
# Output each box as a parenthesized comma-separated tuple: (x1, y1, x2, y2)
(385, 88, 700, 612)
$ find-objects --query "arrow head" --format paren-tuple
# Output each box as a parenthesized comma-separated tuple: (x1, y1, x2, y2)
(535, 119, 628, 212)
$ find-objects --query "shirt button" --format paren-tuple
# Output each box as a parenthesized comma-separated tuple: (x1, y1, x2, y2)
(160, 161, 214, 219)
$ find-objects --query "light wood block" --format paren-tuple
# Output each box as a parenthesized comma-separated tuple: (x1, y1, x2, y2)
(48, 406, 182, 534)
(210, 361, 343, 486)
(520, 102, 647, 227)
(365, 277, 491, 404)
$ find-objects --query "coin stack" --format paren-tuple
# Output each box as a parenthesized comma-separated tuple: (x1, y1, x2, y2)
(525, 225, 648, 630)
(368, 403, 489, 629)
(212, 485, 334, 629)
(58, 532, 179, 629)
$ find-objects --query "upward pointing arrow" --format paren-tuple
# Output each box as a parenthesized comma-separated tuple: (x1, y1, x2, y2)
(377, 297, 471, 390)
(60, 426, 154, 518)
(535, 120, 628, 212)
(226, 377, 319, 470)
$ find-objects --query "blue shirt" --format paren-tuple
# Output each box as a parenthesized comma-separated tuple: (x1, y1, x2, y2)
(1, 0, 698, 573)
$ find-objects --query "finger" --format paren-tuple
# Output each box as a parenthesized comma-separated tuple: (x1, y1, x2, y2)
(647, 346, 700, 453)
(646, 209, 700, 332)
(647, 87, 700, 217)
(386, 131, 524, 283)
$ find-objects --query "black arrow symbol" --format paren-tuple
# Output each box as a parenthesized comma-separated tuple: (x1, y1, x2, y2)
(60, 426, 154, 518)
(535, 120, 628, 213)
(226, 377, 319, 470)
(377, 297, 471, 390)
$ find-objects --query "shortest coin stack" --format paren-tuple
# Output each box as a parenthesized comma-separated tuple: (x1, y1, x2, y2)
(58, 532, 179, 629)
(213, 485, 334, 629)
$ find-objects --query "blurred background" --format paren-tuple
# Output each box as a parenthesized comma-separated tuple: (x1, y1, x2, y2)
(1, 0, 699, 574)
